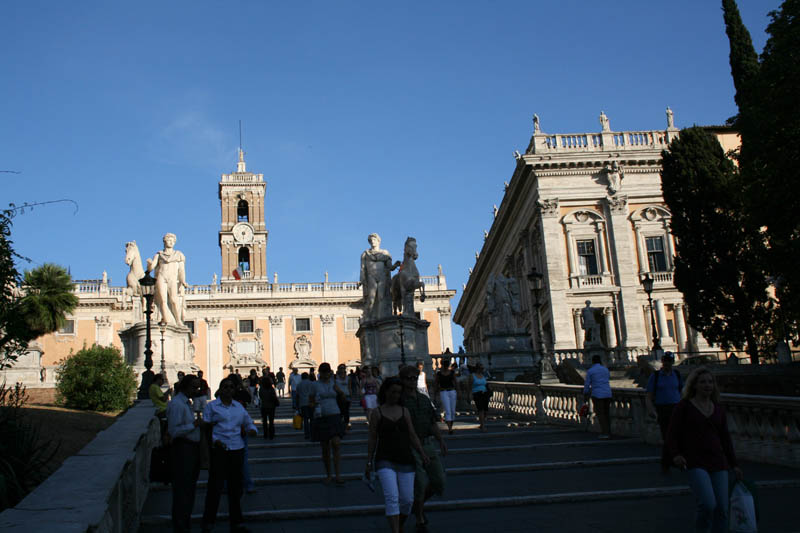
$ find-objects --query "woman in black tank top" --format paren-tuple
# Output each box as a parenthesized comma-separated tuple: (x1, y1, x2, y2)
(366, 377, 429, 533)
(435, 359, 458, 433)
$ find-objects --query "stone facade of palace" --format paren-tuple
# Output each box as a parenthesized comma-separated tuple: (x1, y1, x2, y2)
(5, 151, 456, 390)
(454, 110, 738, 356)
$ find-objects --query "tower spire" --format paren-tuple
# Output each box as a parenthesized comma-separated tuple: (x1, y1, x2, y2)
(237, 120, 246, 172)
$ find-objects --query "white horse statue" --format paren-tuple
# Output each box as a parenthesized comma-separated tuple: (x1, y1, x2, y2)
(125, 241, 144, 297)
(391, 237, 426, 317)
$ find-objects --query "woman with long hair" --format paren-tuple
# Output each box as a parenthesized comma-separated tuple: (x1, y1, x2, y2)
(666, 367, 742, 532)
(468, 363, 489, 432)
(434, 358, 457, 434)
(366, 377, 429, 533)
(309, 362, 347, 485)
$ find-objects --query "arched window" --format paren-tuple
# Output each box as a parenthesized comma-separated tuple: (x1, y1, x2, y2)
(238, 247, 250, 275)
(237, 200, 249, 222)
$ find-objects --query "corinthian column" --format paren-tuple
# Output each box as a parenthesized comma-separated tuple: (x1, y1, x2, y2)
(603, 308, 617, 348)
(674, 303, 687, 352)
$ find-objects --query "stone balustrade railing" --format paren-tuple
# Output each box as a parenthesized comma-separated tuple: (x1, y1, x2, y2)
(529, 129, 673, 155)
(484, 382, 800, 467)
(0, 400, 160, 532)
(551, 347, 649, 367)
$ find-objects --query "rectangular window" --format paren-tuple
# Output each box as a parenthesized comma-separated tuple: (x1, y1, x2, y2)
(57, 319, 75, 334)
(295, 318, 311, 332)
(239, 320, 254, 333)
(646, 236, 668, 272)
(184, 320, 195, 334)
(345, 317, 360, 331)
(576, 239, 598, 275)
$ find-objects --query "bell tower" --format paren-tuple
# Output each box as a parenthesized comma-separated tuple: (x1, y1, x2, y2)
(219, 149, 268, 282)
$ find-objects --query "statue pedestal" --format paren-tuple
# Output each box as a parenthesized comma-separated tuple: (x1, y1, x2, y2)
(486, 332, 531, 353)
(118, 322, 195, 379)
(357, 316, 431, 377)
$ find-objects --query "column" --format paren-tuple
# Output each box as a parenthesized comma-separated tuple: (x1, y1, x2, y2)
(654, 299, 672, 345)
(205, 317, 223, 390)
(572, 309, 583, 349)
(268, 316, 287, 372)
(595, 222, 609, 275)
(438, 308, 454, 352)
(634, 225, 647, 274)
(320, 314, 337, 365)
(674, 303, 687, 352)
(603, 308, 617, 348)
(663, 221, 676, 270)
(565, 226, 577, 279)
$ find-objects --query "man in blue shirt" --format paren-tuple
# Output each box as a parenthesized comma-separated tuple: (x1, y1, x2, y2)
(646, 351, 683, 472)
(201, 378, 257, 533)
(296, 372, 314, 439)
(166, 374, 202, 533)
(583, 355, 612, 439)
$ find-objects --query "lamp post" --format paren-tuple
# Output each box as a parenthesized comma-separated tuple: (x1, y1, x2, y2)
(137, 271, 156, 398)
(640, 273, 662, 354)
(397, 318, 406, 367)
(159, 322, 167, 376)
(526, 267, 548, 358)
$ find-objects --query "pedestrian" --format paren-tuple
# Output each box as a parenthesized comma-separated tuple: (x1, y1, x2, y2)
(275, 367, 286, 398)
(415, 361, 428, 397)
(667, 367, 742, 532)
(201, 378, 257, 533)
(309, 368, 317, 381)
(310, 362, 347, 485)
(434, 358, 457, 435)
(365, 377, 430, 533)
(259, 372, 279, 440)
(334, 364, 352, 430)
(166, 374, 202, 533)
(362, 366, 380, 422)
(468, 363, 489, 433)
(348, 368, 360, 400)
(371, 365, 383, 386)
(399, 366, 447, 533)
(149, 373, 170, 418)
(296, 372, 314, 439)
(194, 370, 210, 415)
(288, 367, 301, 409)
(583, 355, 612, 439)
(247, 369, 260, 408)
(229, 375, 255, 493)
(646, 351, 684, 472)
(173, 371, 186, 394)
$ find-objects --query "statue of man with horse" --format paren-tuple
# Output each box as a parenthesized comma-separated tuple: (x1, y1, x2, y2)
(390, 237, 426, 317)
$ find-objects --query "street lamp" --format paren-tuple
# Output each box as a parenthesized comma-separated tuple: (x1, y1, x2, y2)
(397, 318, 406, 367)
(159, 322, 167, 376)
(526, 267, 547, 357)
(137, 270, 156, 398)
(640, 273, 662, 354)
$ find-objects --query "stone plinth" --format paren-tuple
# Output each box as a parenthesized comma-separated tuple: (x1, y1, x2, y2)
(118, 322, 196, 377)
(357, 316, 431, 377)
(486, 332, 531, 353)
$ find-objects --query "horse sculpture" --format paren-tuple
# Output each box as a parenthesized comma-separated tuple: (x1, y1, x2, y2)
(390, 237, 426, 316)
(125, 241, 144, 297)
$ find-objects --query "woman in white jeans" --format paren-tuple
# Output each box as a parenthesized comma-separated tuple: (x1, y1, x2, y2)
(366, 377, 429, 533)
(435, 359, 457, 434)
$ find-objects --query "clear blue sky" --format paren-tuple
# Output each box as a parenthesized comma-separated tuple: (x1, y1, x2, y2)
(1, 0, 780, 348)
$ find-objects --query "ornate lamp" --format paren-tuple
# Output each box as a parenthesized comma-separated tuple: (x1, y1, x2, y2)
(139, 271, 156, 372)
(640, 273, 662, 354)
(159, 322, 167, 376)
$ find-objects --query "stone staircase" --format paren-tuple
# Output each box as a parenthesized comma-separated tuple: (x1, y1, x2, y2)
(138, 400, 800, 532)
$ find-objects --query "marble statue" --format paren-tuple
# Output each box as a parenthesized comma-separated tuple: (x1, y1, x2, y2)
(325, 271, 329, 283)
(533, 113, 541, 133)
(504, 181, 509, 191)
(255, 328, 264, 356)
(513, 150, 522, 160)
(360, 233, 399, 320)
(273, 272, 278, 284)
(212, 273, 217, 285)
(391, 237, 426, 316)
(227, 329, 236, 358)
(483, 230, 489, 240)
(102, 271, 108, 285)
(146, 233, 187, 326)
(599, 111, 610, 132)
(124, 241, 144, 297)
(493, 205, 498, 218)
(605, 161, 624, 194)
(486, 274, 522, 332)
(666, 106, 675, 129)
(438, 264, 443, 276)
(580, 300, 602, 346)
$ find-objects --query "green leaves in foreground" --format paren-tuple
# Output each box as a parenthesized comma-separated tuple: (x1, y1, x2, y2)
(56, 345, 136, 412)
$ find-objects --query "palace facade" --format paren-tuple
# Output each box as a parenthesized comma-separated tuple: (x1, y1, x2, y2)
(6, 151, 455, 390)
(454, 111, 737, 357)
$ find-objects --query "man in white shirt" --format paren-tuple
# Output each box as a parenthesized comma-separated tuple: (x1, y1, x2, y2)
(583, 355, 612, 439)
(201, 378, 257, 533)
(166, 374, 202, 533)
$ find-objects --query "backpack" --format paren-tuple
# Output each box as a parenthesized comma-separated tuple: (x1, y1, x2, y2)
(653, 369, 682, 396)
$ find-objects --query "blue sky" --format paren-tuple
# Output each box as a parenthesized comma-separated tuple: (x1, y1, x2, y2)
(1, 1, 780, 348)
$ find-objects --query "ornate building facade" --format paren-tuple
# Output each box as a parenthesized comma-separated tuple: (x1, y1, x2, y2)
(7, 151, 456, 390)
(454, 111, 737, 357)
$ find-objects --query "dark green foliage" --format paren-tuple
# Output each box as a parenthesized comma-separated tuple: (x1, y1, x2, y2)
(0, 383, 59, 511)
(56, 345, 136, 412)
(19, 264, 78, 338)
(0, 209, 26, 368)
(722, 0, 761, 117)
(661, 127, 773, 362)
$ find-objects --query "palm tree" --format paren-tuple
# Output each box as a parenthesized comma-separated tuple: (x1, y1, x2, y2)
(18, 264, 78, 338)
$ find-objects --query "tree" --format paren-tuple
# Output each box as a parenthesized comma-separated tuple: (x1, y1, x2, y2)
(661, 127, 773, 362)
(56, 345, 136, 412)
(0, 208, 28, 368)
(18, 264, 78, 338)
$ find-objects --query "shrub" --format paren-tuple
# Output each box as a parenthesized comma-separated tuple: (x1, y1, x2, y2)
(0, 382, 59, 511)
(56, 345, 136, 411)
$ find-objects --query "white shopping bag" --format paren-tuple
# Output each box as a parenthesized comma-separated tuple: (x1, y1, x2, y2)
(729, 481, 757, 533)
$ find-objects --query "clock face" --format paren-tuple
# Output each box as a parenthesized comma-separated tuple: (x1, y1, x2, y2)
(233, 223, 254, 244)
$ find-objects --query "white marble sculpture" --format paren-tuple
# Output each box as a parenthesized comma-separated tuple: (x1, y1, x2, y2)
(391, 237, 426, 317)
(124, 241, 144, 297)
(599, 111, 610, 132)
(580, 300, 602, 347)
(486, 274, 522, 333)
(605, 161, 624, 195)
(360, 233, 399, 320)
(666, 106, 675, 129)
(146, 233, 187, 326)
(533, 113, 541, 133)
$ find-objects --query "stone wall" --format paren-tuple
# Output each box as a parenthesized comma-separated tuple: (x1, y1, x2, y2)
(0, 400, 159, 532)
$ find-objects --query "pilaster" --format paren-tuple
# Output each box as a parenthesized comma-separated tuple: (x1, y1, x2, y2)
(205, 317, 223, 388)
(268, 316, 287, 372)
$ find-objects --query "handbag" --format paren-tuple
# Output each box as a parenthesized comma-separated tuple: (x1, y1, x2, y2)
(292, 411, 303, 430)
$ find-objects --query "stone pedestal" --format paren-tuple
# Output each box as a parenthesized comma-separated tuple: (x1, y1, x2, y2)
(357, 316, 431, 377)
(118, 322, 195, 379)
